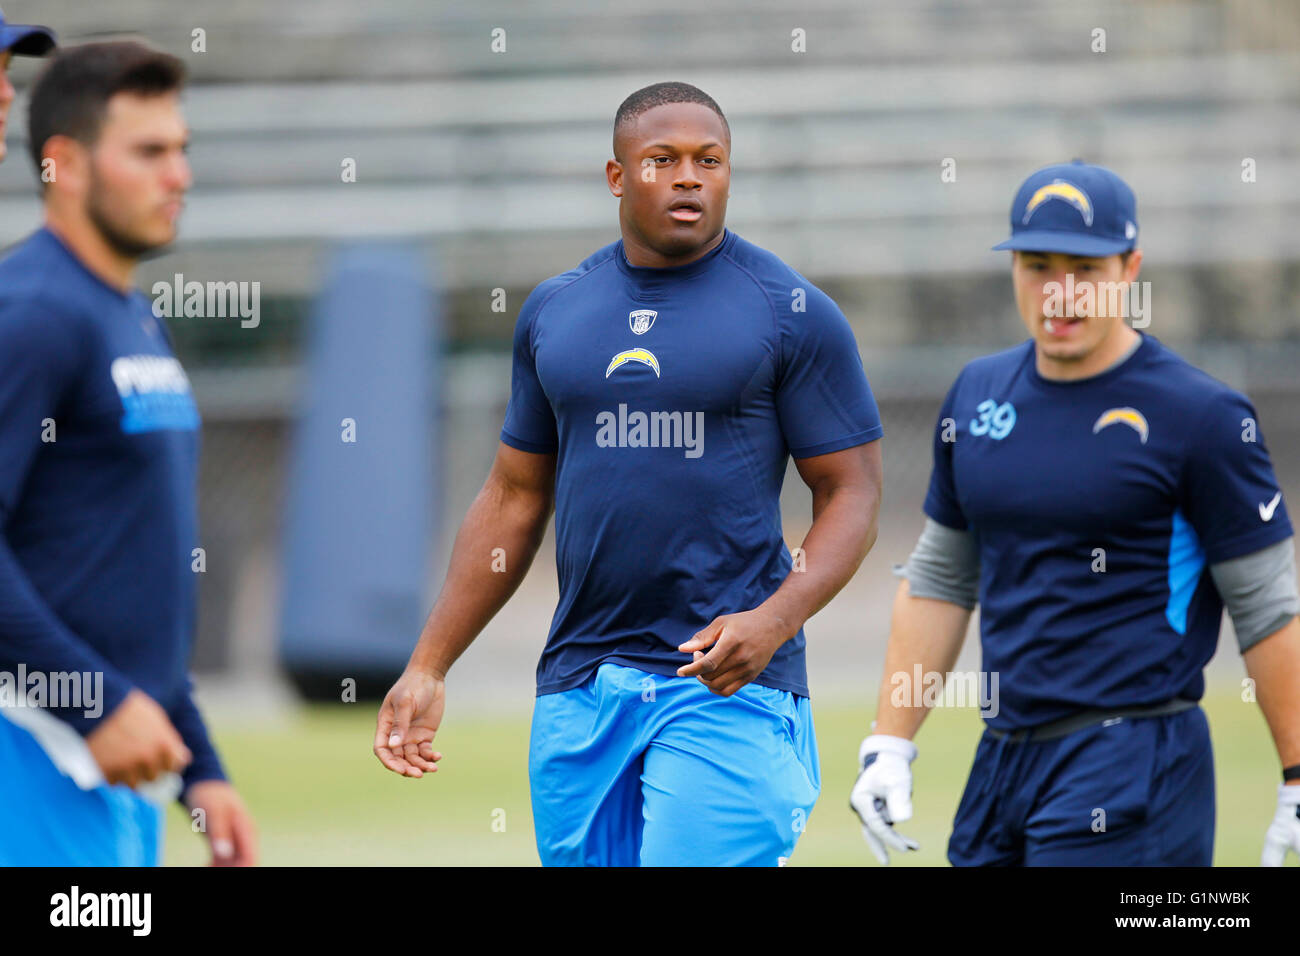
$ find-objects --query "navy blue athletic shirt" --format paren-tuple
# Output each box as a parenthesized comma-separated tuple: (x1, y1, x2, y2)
(0, 227, 224, 787)
(925, 333, 1293, 729)
(502, 228, 883, 697)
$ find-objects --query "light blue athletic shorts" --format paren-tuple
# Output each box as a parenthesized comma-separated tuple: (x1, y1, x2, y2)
(0, 713, 164, 866)
(529, 661, 820, 866)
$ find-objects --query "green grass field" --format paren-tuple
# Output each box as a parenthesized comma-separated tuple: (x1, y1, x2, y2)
(164, 681, 1294, 866)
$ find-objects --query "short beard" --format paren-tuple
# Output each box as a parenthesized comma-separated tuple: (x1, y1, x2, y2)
(85, 167, 170, 261)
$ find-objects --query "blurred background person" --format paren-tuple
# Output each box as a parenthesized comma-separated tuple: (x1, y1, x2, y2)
(0, 4, 55, 164)
(0, 39, 255, 866)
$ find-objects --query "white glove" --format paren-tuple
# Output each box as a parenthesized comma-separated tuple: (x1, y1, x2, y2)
(849, 733, 920, 865)
(1260, 783, 1300, 866)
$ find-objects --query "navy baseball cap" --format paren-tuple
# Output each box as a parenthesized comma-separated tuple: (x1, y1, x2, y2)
(0, 6, 55, 56)
(992, 160, 1138, 257)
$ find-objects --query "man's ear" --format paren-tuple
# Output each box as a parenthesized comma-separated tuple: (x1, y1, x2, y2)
(1122, 248, 1143, 283)
(42, 135, 91, 198)
(606, 157, 624, 198)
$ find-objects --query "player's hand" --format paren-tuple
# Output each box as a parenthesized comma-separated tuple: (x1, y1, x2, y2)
(374, 668, 445, 778)
(86, 688, 192, 789)
(1260, 783, 1300, 866)
(184, 780, 258, 866)
(849, 734, 920, 865)
(675, 607, 793, 696)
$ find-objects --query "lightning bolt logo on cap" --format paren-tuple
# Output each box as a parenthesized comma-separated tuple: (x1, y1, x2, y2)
(1023, 180, 1094, 226)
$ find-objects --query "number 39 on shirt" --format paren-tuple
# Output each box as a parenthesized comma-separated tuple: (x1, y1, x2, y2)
(970, 399, 1017, 440)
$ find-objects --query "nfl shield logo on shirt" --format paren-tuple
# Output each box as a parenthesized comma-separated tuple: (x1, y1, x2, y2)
(629, 309, 657, 335)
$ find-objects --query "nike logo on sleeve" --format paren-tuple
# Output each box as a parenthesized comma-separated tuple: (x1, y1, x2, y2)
(1260, 491, 1283, 522)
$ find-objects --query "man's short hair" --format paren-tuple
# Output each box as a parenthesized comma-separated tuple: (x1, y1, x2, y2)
(613, 82, 729, 160)
(27, 39, 185, 175)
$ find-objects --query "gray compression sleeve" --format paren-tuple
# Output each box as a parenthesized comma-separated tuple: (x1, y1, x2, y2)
(892, 517, 980, 609)
(1210, 537, 1299, 653)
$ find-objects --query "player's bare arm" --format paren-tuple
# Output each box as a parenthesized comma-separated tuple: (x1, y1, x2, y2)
(374, 441, 556, 777)
(872, 580, 973, 740)
(1244, 615, 1300, 773)
(1244, 614, 1300, 863)
(677, 439, 882, 697)
(850, 530, 975, 864)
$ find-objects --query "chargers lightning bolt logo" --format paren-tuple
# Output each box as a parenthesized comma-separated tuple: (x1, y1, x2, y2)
(1023, 180, 1094, 226)
(1092, 407, 1149, 444)
(606, 348, 660, 378)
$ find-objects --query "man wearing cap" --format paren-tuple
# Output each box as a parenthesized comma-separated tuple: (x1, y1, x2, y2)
(0, 6, 55, 164)
(849, 161, 1300, 865)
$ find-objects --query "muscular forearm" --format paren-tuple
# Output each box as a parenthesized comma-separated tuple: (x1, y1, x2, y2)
(1243, 615, 1300, 777)
(762, 479, 878, 637)
(407, 476, 551, 679)
(873, 579, 973, 740)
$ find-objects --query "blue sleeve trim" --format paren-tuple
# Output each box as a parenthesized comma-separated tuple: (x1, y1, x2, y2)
(923, 500, 970, 533)
(500, 428, 557, 455)
(788, 424, 882, 460)
(1203, 519, 1295, 565)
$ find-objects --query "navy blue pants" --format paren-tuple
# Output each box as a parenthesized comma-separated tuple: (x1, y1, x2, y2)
(948, 706, 1214, 866)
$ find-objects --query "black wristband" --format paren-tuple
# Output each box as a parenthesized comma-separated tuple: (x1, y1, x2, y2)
(1283, 764, 1300, 782)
